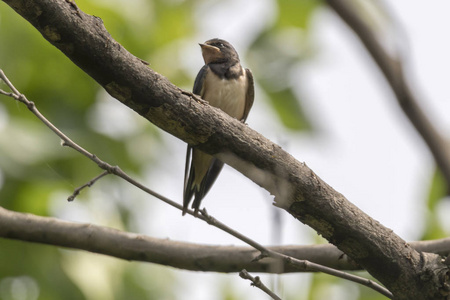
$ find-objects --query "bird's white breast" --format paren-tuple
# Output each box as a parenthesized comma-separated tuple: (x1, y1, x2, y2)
(202, 68, 247, 120)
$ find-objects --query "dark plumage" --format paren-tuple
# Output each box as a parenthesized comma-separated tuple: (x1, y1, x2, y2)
(183, 39, 255, 215)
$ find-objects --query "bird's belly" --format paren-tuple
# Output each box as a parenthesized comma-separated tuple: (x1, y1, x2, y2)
(203, 73, 247, 119)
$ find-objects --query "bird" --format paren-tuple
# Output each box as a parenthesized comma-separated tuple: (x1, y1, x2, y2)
(183, 38, 255, 216)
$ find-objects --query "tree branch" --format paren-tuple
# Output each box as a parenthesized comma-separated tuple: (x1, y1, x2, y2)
(0, 206, 448, 276)
(2, 0, 449, 298)
(326, 0, 450, 188)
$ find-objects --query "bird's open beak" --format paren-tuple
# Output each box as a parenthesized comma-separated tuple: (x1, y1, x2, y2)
(199, 43, 222, 64)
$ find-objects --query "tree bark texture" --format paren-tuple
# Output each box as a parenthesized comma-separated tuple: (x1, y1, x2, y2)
(2, 0, 449, 298)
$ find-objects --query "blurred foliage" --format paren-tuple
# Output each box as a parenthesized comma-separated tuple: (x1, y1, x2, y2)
(422, 167, 448, 240)
(249, 29, 309, 130)
(248, 0, 321, 131)
(277, 0, 321, 29)
(1, 0, 443, 299)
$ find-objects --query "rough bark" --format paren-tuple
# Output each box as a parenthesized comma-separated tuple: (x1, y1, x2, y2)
(2, 0, 449, 298)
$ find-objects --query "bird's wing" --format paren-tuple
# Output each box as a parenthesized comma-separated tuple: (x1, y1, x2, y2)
(183, 145, 194, 215)
(193, 65, 208, 95)
(241, 68, 255, 122)
(183, 65, 224, 215)
(191, 158, 224, 213)
(183, 148, 224, 215)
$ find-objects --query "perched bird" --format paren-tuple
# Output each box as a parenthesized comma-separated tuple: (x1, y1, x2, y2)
(183, 38, 254, 215)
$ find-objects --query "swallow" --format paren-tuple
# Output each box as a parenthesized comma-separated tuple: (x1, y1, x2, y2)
(183, 38, 255, 215)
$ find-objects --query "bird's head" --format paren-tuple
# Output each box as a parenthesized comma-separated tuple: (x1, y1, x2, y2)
(199, 39, 240, 65)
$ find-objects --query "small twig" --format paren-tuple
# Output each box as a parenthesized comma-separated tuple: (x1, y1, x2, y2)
(239, 269, 282, 300)
(0, 69, 187, 212)
(200, 210, 392, 298)
(67, 170, 110, 201)
(0, 69, 392, 299)
(200, 209, 270, 258)
(0, 90, 15, 97)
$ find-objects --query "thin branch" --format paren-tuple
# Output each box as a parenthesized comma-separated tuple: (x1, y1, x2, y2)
(0, 205, 448, 274)
(326, 0, 450, 188)
(200, 209, 392, 298)
(67, 170, 109, 201)
(0, 69, 391, 298)
(239, 269, 282, 300)
(0, 69, 185, 213)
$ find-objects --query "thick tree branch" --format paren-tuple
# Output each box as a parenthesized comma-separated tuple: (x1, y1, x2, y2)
(326, 0, 450, 188)
(0, 206, 448, 276)
(2, 0, 449, 298)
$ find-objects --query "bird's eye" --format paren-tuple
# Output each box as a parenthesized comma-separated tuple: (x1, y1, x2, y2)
(219, 43, 224, 48)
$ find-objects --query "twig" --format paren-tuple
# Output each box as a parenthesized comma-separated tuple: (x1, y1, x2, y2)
(0, 69, 392, 298)
(239, 269, 282, 300)
(0, 69, 185, 213)
(200, 209, 393, 298)
(67, 170, 110, 201)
